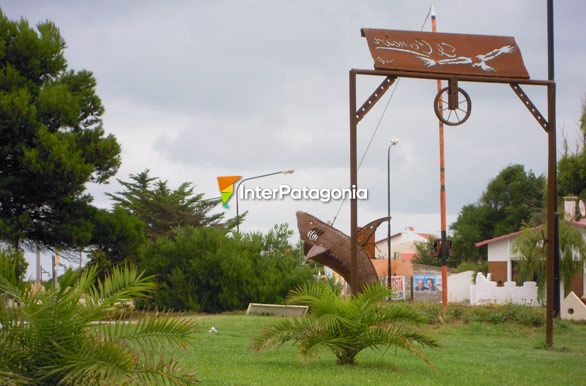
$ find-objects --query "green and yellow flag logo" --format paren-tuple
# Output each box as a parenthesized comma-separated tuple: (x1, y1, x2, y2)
(217, 176, 241, 208)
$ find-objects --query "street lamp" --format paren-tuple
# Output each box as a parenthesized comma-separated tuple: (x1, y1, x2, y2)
(387, 139, 399, 290)
(235, 169, 295, 232)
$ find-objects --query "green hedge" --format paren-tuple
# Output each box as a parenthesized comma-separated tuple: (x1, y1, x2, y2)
(138, 225, 314, 313)
(410, 302, 545, 327)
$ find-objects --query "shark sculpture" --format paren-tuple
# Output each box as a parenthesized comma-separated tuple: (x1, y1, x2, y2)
(296, 211, 390, 293)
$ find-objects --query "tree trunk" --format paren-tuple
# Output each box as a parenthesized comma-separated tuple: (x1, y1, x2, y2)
(336, 352, 357, 366)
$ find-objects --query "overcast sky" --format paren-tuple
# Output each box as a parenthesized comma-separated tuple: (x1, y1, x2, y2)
(3, 1, 585, 275)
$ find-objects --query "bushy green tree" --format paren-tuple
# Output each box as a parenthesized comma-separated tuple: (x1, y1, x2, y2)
(413, 236, 441, 267)
(513, 221, 586, 297)
(108, 170, 236, 240)
(558, 100, 586, 203)
(89, 207, 146, 272)
(253, 282, 437, 366)
(450, 165, 545, 265)
(0, 10, 121, 250)
(558, 150, 586, 203)
(140, 224, 314, 312)
(0, 265, 198, 384)
(0, 246, 28, 285)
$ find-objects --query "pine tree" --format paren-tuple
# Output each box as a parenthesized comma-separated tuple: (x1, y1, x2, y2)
(0, 10, 121, 249)
(108, 170, 236, 240)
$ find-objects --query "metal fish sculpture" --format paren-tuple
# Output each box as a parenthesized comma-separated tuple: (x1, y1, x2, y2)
(296, 211, 389, 293)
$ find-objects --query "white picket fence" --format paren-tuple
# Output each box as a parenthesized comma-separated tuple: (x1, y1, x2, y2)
(470, 272, 539, 306)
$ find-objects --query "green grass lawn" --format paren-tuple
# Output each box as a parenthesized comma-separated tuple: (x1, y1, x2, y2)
(171, 314, 586, 385)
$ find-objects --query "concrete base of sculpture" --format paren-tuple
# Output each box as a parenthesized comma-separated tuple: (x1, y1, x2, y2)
(561, 291, 586, 321)
(246, 303, 308, 317)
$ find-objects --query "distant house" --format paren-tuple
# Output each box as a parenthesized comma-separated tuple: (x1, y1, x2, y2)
(375, 226, 434, 262)
(475, 220, 586, 298)
(327, 226, 434, 295)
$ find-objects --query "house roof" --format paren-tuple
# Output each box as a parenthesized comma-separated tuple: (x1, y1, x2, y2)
(475, 219, 586, 248)
(474, 231, 523, 247)
(375, 232, 435, 245)
(375, 232, 403, 245)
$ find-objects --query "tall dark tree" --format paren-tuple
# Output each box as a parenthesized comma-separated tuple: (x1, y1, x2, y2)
(450, 164, 545, 264)
(0, 11, 120, 249)
(558, 100, 586, 203)
(108, 170, 235, 240)
(479, 164, 545, 235)
(89, 207, 146, 271)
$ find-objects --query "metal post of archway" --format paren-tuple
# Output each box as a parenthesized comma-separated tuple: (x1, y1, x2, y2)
(348, 68, 557, 346)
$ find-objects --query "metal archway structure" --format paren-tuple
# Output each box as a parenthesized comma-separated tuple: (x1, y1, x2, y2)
(349, 28, 558, 346)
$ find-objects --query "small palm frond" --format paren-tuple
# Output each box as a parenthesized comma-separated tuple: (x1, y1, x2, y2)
(360, 324, 438, 368)
(352, 283, 389, 308)
(0, 371, 32, 386)
(371, 304, 429, 325)
(43, 337, 136, 384)
(131, 355, 197, 386)
(0, 275, 24, 305)
(252, 317, 313, 353)
(95, 314, 197, 352)
(285, 282, 330, 308)
(87, 265, 156, 308)
(298, 332, 358, 359)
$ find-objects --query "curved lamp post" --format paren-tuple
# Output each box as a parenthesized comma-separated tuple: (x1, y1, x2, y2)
(236, 169, 295, 232)
(387, 139, 399, 289)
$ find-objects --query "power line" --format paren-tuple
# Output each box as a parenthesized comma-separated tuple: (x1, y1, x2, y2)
(331, 6, 432, 226)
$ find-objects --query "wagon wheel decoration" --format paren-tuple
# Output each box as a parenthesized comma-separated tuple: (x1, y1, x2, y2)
(433, 86, 472, 126)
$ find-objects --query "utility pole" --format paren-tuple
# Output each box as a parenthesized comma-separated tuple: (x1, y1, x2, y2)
(36, 244, 41, 285)
(431, 4, 448, 310)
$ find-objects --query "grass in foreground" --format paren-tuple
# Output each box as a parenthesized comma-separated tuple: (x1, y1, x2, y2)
(172, 314, 586, 385)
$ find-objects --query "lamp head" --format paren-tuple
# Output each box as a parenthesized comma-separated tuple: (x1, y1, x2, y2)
(390, 139, 399, 146)
(282, 169, 295, 175)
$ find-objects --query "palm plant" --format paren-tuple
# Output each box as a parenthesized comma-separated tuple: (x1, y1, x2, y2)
(0, 265, 198, 385)
(253, 283, 438, 366)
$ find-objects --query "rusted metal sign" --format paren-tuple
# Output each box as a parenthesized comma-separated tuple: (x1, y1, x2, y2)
(362, 29, 529, 79)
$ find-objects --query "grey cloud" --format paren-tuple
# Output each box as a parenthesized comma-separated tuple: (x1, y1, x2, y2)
(2, 0, 585, 240)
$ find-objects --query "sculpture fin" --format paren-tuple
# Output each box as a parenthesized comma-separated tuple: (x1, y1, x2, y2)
(357, 216, 391, 247)
(307, 245, 329, 259)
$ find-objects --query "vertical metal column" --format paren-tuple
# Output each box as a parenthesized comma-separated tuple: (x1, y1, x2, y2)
(349, 70, 358, 295)
(547, 0, 560, 318)
(387, 145, 392, 289)
(546, 83, 557, 347)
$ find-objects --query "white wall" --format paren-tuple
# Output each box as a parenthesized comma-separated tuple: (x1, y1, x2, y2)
(448, 271, 474, 303)
(487, 239, 510, 262)
(470, 272, 539, 306)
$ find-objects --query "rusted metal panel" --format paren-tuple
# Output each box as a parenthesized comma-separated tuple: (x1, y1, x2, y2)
(361, 29, 529, 79)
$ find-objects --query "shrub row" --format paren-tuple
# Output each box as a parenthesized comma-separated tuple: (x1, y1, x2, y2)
(138, 225, 314, 313)
(410, 302, 545, 327)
